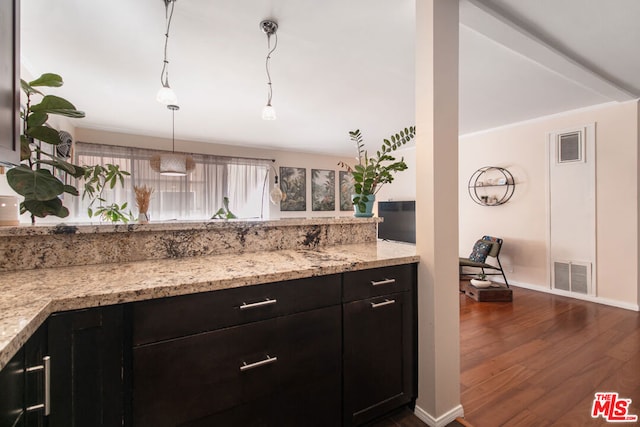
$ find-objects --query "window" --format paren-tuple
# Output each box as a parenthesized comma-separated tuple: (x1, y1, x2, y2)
(72, 142, 270, 221)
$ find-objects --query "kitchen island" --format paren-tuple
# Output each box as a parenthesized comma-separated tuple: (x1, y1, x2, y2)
(0, 218, 418, 426)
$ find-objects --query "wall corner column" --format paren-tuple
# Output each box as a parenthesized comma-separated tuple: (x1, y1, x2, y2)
(414, 0, 461, 425)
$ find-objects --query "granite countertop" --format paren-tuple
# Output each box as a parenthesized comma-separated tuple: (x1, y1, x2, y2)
(0, 240, 417, 370)
(0, 216, 380, 236)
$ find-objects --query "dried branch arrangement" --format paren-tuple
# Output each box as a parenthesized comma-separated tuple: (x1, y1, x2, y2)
(134, 185, 154, 214)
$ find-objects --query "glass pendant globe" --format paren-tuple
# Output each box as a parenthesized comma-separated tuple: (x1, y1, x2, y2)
(262, 104, 277, 120)
(157, 86, 178, 105)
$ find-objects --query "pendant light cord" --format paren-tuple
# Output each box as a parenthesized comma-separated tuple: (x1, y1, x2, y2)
(160, 0, 176, 88)
(265, 32, 278, 106)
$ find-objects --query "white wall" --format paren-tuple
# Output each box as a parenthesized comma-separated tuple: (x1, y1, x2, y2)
(458, 101, 639, 309)
(375, 145, 417, 204)
(75, 128, 354, 220)
(380, 101, 640, 309)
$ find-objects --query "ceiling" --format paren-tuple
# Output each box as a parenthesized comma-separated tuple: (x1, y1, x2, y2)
(20, 0, 640, 157)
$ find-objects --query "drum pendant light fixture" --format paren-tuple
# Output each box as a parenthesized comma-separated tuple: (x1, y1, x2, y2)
(150, 105, 195, 176)
(156, 0, 178, 105)
(260, 20, 278, 120)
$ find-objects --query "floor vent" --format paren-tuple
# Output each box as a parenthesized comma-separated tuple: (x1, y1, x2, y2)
(553, 260, 591, 294)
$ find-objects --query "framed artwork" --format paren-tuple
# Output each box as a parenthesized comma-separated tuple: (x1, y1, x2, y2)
(279, 167, 306, 211)
(312, 169, 335, 211)
(339, 171, 355, 211)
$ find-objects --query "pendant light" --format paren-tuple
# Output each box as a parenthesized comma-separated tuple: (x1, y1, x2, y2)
(260, 20, 278, 120)
(150, 105, 195, 176)
(156, 0, 178, 105)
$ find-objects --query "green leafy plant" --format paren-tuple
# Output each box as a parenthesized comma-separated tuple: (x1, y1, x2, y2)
(211, 197, 237, 219)
(82, 164, 133, 223)
(338, 126, 416, 212)
(6, 73, 86, 222)
(6, 73, 133, 224)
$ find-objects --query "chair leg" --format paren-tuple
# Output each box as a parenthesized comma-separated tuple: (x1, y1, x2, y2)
(496, 258, 509, 288)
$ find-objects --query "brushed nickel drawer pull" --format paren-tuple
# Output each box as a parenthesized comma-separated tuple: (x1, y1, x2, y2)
(370, 278, 396, 287)
(371, 299, 396, 309)
(240, 298, 277, 310)
(26, 356, 50, 415)
(240, 354, 278, 371)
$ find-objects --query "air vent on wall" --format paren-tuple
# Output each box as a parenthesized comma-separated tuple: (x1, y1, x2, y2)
(553, 260, 591, 294)
(557, 131, 583, 163)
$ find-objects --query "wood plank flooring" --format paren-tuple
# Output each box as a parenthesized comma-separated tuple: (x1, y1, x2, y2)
(460, 285, 640, 426)
(371, 285, 639, 427)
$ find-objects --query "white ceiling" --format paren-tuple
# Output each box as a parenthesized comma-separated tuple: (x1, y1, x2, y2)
(20, 0, 640, 157)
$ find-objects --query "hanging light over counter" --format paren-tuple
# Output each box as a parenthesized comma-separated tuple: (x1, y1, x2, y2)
(260, 19, 278, 120)
(150, 105, 195, 176)
(157, 0, 178, 105)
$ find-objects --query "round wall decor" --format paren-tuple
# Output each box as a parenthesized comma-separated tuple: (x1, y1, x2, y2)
(468, 166, 515, 206)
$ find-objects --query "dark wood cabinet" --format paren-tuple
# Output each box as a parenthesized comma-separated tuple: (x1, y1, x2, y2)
(132, 275, 343, 427)
(0, 347, 24, 427)
(0, 322, 48, 427)
(2, 262, 417, 427)
(343, 264, 417, 426)
(48, 305, 124, 427)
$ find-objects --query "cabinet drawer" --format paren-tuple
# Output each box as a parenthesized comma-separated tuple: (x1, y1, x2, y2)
(133, 305, 342, 427)
(132, 274, 341, 345)
(343, 263, 416, 302)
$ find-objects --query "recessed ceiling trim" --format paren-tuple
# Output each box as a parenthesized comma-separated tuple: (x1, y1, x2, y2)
(460, 0, 637, 102)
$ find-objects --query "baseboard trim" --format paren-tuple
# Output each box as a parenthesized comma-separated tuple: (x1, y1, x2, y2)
(503, 280, 640, 312)
(414, 404, 464, 427)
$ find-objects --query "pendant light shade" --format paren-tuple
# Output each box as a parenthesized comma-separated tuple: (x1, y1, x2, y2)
(150, 105, 195, 176)
(262, 104, 277, 121)
(156, 86, 178, 106)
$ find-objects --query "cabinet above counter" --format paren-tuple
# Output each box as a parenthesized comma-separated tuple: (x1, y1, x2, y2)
(0, 240, 418, 372)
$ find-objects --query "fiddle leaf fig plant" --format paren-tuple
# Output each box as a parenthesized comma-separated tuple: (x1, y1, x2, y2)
(7, 73, 133, 224)
(338, 126, 416, 213)
(7, 73, 86, 223)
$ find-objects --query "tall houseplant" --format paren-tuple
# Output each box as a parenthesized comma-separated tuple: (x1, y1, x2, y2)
(7, 73, 131, 223)
(339, 126, 416, 216)
(6, 73, 87, 223)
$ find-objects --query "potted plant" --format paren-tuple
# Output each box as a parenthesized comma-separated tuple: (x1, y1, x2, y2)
(338, 126, 416, 217)
(6, 73, 132, 224)
(470, 273, 492, 288)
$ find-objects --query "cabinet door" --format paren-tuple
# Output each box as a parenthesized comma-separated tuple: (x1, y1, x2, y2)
(133, 305, 341, 427)
(24, 324, 48, 427)
(343, 291, 416, 426)
(48, 305, 124, 427)
(0, 347, 25, 427)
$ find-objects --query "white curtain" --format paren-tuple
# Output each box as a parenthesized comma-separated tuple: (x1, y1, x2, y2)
(72, 142, 270, 221)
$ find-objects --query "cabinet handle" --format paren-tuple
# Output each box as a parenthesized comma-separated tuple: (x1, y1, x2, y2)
(371, 299, 396, 309)
(370, 278, 396, 287)
(25, 356, 50, 416)
(240, 354, 278, 371)
(240, 298, 277, 310)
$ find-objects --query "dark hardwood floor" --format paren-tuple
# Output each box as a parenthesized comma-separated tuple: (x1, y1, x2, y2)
(370, 284, 640, 427)
(460, 285, 640, 426)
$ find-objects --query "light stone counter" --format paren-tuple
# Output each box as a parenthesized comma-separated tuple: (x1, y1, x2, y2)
(0, 217, 380, 271)
(0, 240, 418, 371)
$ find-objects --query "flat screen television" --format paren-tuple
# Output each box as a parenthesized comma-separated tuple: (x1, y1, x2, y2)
(0, 0, 20, 166)
(377, 200, 416, 243)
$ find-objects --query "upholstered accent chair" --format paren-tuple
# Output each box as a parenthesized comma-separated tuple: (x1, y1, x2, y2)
(459, 235, 509, 287)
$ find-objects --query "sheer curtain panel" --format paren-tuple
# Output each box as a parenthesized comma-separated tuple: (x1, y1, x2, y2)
(72, 142, 270, 221)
